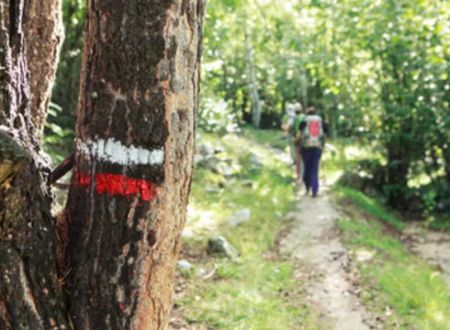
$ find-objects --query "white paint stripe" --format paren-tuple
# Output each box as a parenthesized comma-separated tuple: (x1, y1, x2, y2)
(77, 138, 164, 166)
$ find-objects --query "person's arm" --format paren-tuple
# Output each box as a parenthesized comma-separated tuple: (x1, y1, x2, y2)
(295, 121, 306, 144)
(281, 115, 293, 133)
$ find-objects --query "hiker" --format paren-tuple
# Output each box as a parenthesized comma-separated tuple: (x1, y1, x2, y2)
(292, 103, 305, 187)
(296, 107, 328, 197)
(282, 103, 304, 186)
(281, 103, 298, 164)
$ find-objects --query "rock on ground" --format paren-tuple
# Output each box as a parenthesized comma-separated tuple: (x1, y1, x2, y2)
(207, 236, 238, 259)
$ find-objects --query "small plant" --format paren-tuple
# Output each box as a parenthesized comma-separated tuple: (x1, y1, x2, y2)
(198, 98, 239, 134)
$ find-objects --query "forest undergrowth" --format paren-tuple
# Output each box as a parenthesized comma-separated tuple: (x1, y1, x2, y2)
(173, 128, 450, 330)
(335, 187, 450, 329)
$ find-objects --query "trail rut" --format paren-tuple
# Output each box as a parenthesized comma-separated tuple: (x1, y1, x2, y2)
(403, 224, 450, 286)
(280, 190, 376, 330)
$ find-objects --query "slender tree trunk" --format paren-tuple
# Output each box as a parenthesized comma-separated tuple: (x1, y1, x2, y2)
(66, 1, 205, 329)
(443, 146, 450, 188)
(23, 0, 64, 138)
(300, 64, 308, 109)
(241, 90, 250, 123)
(330, 1, 338, 137)
(52, 0, 85, 130)
(386, 144, 410, 209)
(244, 28, 261, 128)
(0, 0, 69, 328)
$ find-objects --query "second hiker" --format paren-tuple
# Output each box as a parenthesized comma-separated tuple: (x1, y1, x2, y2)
(282, 103, 305, 186)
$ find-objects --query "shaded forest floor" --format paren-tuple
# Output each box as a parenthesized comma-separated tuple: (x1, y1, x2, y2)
(170, 128, 450, 330)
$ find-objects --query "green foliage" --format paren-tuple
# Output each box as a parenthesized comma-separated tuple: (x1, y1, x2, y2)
(44, 102, 75, 162)
(201, 0, 450, 215)
(355, 0, 450, 208)
(335, 186, 405, 230)
(428, 216, 450, 232)
(198, 97, 239, 134)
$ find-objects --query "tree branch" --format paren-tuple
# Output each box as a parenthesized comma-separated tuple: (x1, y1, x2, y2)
(49, 151, 74, 185)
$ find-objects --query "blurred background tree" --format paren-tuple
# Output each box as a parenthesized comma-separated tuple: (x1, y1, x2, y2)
(47, 0, 450, 217)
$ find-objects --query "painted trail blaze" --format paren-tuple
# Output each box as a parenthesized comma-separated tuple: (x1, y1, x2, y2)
(75, 138, 163, 201)
(75, 172, 158, 201)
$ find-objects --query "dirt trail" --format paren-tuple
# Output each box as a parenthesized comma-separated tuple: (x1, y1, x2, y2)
(403, 224, 450, 285)
(280, 189, 375, 330)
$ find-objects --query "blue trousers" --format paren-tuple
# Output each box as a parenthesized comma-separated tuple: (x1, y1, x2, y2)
(301, 148, 322, 194)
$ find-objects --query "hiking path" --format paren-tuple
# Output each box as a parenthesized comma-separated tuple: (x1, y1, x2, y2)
(280, 188, 377, 330)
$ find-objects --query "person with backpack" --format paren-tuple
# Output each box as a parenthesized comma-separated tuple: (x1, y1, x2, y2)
(292, 103, 305, 187)
(296, 107, 328, 197)
(281, 103, 298, 164)
(282, 103, 304, 186)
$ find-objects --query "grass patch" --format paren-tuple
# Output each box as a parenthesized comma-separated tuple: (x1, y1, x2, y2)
(321, 138, 382, 176)
(335, 189, 450, 330)
(335, 186, 405, 231)
(241, 126, 289, 151)
(427, 216, 450, 232)
(177, 129, 316, 329)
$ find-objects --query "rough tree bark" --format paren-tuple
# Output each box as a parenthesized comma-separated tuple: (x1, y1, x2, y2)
(66, 1, 205, 329)
(0, 0, 69, 328)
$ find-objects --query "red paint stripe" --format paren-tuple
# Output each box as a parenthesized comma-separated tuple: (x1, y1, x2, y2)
(75, 172, 158, 201)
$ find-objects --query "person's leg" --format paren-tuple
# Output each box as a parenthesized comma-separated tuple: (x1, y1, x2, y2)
(311, 149, 322, 196)
(288, 135, 296, 165)
(295, 146, 302, 186)
(300, 156, 304, 185)
(301, 148, 312, 193)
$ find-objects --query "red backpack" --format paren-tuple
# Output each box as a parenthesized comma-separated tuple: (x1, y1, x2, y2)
(302, 115, 324, 148)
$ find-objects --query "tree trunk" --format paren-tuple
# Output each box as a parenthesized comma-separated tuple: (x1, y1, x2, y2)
(386, 144, 410, 209)
(244, 28, 261, 128)
(0, 0, 69, 328)
(66, 1, 205, 329)
(443, 146, 450, 189)
(51, 0, 86, 135)
(23, 0, 64, 138)
(300, 64, 308, 109)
